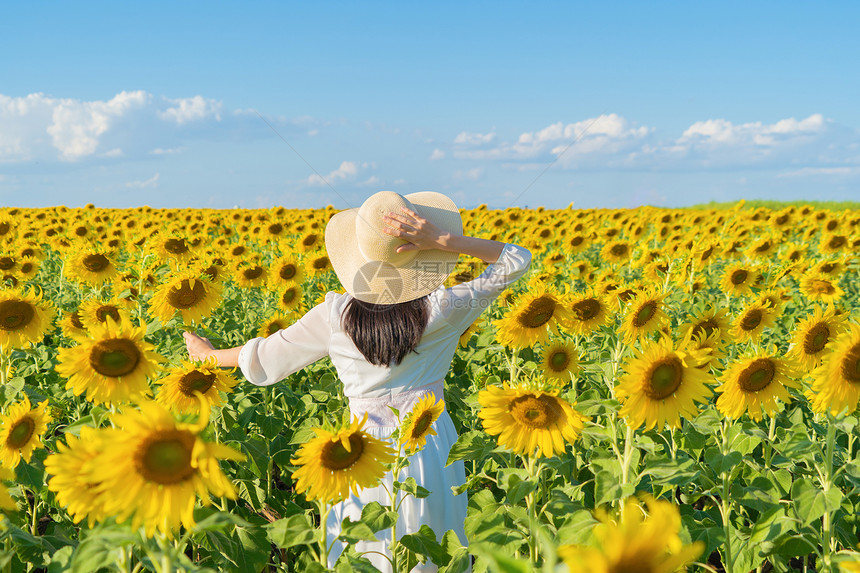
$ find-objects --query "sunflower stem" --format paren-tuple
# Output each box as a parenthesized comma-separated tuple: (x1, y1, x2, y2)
(764, 415, 776, 467)
(620, 421, 635, 503)
(524, 453, 540, 565)
(28, 488, 39, 537)
(316, 500, 332, 568)
(0, 345, 7, 387)
(820, 417, 837, 573)
(719, 418, 735, 573)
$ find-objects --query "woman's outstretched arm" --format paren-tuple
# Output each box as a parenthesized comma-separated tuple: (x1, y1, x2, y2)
(382, 207, 506, 263)
(183, 332, 243, 367)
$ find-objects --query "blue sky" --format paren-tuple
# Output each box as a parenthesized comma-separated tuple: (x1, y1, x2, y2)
(1, 1, 858, 210)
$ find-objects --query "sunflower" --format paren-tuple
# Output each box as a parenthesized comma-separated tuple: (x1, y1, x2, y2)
(619, 290, 669, 345)
(478, 382, 587, 457)
(232, 260, 268, 288)
(731, 301, 777, 344)
(807, 323, 860, 416)
(616, 338, 713, 430)
(56, 316, 164, 405)
(458, 319, 482, 348)
(152, 235, 195, 263)
(77, 296, 132, 332)
(269, 254, 306, 288)
(16, 257, 39, 281)
(298, 231, 324, 253)
(0, 287, 55, 348)
(716, 351, 802, 421)
(84, 398, 245, 537)
(276, 281, 304, 313)
(493, 283, 572, 348)
(0, 396, 51, 469)
(59, 311, 87, 339)
(155, 358, 239, 414)
(819, 232, 849, 255)
(561, 290, 611, 336)
(540, 340, 581, 381)
(558, 496, 703, 573)
(601, 240, 633, 264)
(305, 254, 333, 277)
(680, 307, 729, 346)
(399, 393, 445, 454)
(257, 314, 296, 338)
(149, 272, 223, 325)
(0, 466, 15, 510)
(44, 426, 107, 525)
(788, 305, 846, 372)
(799, 272, 844, 304)
(745, 235, 779, 259)
(680, 330, 726, 371)
(65, 249, 119, 286)
(291, 413, 396, 504)
(720, 263, 760, 297)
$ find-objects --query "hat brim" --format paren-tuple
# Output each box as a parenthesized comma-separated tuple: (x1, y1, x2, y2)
(325, 192, 463, 304)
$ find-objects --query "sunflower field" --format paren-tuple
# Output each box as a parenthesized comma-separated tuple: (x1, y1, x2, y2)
(0, 201, 859, 573)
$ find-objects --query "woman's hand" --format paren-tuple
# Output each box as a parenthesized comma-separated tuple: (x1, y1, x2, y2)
(382, 207, 452, 253)
(183, 331, 215, 362)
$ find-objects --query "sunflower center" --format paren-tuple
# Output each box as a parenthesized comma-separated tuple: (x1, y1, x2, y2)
(231, 246, 246, 256)
(609, 557, 656, 573)
(268, 223, 283, 235)
(738, 358, 775, 392)
(755, 240, 772, 253)
(731, 269, 748, 285)
(804, 323, 830, 354)
(6, 416, 35, 449)
(740, 309, 763, 331)
(82, 254, 109, 272)
(633, 302, 657, 327)
(89, 338, 141, 377)
(243, 266, 264, 280)
(164, 239, 188, 255)
(167, 279, 206, 309)
(202, 265, 220, 281)
(840, 343, 860, 384)
(572, 299, 599, 321)
(0, 257, 15, 270)
(302, 234, 319, 248)
(809, 279, 835, 295)
(691, 319, 718, 340)
(570, 236, 584, 247)
(610, 244, 628, 257)
(267, 321, 284, 335)
(509, 394, 561, 429)
(321, 433, 365, 470)
(95, 305, 120, 323)
(179, 370, 216, 395)
(410, 412, 434, 439)
(0, 223, 9, 236)
(312, 257, 330, 270)
(645, 358, 683, 399)
(135, 430, 196, 485)
(70, 312, 84, 329)
(282, 288, 297, 304)
(279, 264, 297, 280)
(548, 350, 571, 371)
(0, 300, 34, 331)
(820, 262, 837, 274)
(515, 295, 557, 329)
(828, 236, 846, 249)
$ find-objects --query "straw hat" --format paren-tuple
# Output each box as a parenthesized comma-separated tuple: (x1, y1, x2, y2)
(325, 191, 463, 304)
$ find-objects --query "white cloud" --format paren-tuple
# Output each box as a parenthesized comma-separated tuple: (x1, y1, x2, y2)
(679, 114, 824, 147)
(777, 166, 860, 178)
(157, 95, 222, 125)
(150, 147, 183, 155)
(359, 175, 381, 186)
(454, 131, 496, 145)
(429, 148, 445, 160)
(307, 161, 359, 186)
(125, 172, 160, 189)
(393, 178, 406, 185)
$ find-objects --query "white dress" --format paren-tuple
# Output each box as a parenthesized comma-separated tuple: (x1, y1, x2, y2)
(238, 243, 532, 572)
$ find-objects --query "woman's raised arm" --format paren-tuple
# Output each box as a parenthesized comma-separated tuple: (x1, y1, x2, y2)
(183, 332, 244, 367)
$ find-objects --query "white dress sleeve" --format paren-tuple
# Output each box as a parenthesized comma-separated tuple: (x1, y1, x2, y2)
(238, 298, 332, 386)
(436, 243, 532, 332)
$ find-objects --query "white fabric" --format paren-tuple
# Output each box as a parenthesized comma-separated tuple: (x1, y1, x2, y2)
(238, 243, 532, 571)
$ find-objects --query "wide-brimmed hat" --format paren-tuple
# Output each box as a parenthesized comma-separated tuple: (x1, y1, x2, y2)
(325, 191, 463, 304)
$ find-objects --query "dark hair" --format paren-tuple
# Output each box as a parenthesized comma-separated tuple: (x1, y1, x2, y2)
(341, 296, 430, 366)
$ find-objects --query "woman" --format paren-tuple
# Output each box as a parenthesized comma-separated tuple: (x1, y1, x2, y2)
(184, 191, 531, 571)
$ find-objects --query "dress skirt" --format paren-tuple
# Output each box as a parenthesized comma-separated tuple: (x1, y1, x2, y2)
(327, 410, 468, 572)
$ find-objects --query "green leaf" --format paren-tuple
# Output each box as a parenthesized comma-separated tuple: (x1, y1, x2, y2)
(47, 545, 74, 573)
(704, 447, 741, 476)
(359, 501, 398, 532)
(731, 477, 781, 512)
(594, 469, 634, 506)
(266, 513, 317, 549)
(399, 524, 451, 566)
(446, 430, 495, 466)
(470, 543, 533, 573)
(791, 478, 844, 527)
(235, 523, 273, 573)
(259, 414, 285, 440)
(497, 468, 537, 505)
(394, 477, 431, 499)
(339, 517, 379, 544)
(639, 455, 700, 487)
